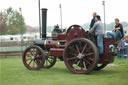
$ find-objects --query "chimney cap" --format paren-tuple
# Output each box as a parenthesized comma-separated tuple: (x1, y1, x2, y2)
(41, 8, 48, 11)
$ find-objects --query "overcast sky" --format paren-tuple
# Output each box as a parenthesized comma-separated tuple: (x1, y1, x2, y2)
(0, 0, 128, 28)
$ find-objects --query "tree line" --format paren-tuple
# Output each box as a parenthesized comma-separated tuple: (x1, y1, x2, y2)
(0, 7, 26, 35)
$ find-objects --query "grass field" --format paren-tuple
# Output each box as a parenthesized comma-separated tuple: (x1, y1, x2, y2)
(0, 57, 128, 85)
(0, 46, 27, 52)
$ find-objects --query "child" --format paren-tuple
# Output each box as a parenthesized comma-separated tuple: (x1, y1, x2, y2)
(117, 36, 128, 58)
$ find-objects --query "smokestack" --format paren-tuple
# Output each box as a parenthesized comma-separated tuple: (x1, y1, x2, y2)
(41, 8, 47, 39)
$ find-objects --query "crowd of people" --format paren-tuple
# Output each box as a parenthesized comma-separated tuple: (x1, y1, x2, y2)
(89, 12, 128, 58)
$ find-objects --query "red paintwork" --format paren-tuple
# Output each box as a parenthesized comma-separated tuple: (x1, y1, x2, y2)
(58, 34, 66, 40)
(50, 48, 64, 57)
(65, 25, 86, 42)
(99, 38, 118, 64)
(45, 39, 58, 50)
(44, 25, 119, 64)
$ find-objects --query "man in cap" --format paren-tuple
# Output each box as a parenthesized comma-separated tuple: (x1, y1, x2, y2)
(90, 15, 104, 55)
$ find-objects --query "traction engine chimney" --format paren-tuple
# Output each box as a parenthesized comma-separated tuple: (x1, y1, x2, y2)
(41, 8, 47, 39)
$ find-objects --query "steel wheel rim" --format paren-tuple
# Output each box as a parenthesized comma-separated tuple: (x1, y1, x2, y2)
(23, 46, 44, 70)
(64, 39, 97, 74)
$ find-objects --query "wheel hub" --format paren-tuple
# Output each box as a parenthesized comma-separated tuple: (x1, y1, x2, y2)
(31, 56, 35, 60)
(77, 53, 84, 59)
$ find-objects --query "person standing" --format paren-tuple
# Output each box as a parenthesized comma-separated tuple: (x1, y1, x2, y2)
(90, 15, 104, 55)
(89, 12, 97, 30)
(107, 18, 124, 38)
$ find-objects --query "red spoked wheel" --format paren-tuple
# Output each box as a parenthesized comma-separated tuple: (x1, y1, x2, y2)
(63, 38, 99, 74)
(22, 45, 45, 70)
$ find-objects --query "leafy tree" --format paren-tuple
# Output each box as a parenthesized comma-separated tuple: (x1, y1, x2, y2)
(4, 7, 26, 35)
(0, 11, 7, 35)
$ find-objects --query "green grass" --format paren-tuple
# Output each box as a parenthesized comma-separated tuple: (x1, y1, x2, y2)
(0, 57, 128, 85)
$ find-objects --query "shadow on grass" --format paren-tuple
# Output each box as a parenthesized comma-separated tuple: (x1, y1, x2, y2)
(90, 69, 120, 76)
(36, 66, 120, 76)
(39, 67, 71, 74)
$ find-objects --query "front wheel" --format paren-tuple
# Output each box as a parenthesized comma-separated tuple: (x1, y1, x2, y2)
(63, 38, 99, 74)
(22, 45, 45, 70)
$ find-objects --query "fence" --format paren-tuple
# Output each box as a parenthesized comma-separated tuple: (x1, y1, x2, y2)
(0, 41, 32, 58)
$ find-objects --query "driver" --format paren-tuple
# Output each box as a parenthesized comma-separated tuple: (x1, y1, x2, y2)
(90, 15, 104, 55)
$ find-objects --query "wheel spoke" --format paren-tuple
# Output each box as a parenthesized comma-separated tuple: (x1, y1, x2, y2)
(34, 49, 38, 56)
(80, 61, 83, 70)
(35, 55, 42, 60)
(26, 58, 31, 61)
(75, 60, 81, 69)
(47, 59, 52, 64)
(26, 54, 31, 57)
(68, 57, 77, 60)
(69, 46, 77, 53)
(86, 46, 91, 53)
(46, 60, 48, 66)
(32, 48, 37, 56)
(34, 60, 38, 66)
(72, 59, 78, 64)
(30, 49, 35, 56)
(68, 53, 78, 56)
(48, 56, 55, 60)
(83, 58, 91, 65)
(35, 54, 40, 58)
(85, 53, 94, 57)
(81, 44, 87, 54)
(35, 50, 39, 57)
(76, 45, 80, 53)
(30, 51, 33, 56)
(88, 57, 94, 61)
(28, 60, 32, 66)
(83, 46, 92, 55)
(33, 61, 35, 67)
(78, 41, 82, 51)
(83, 61, 87, 70)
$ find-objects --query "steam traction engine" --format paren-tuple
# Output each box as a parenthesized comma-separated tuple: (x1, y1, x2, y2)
(22, 8, 118, 74)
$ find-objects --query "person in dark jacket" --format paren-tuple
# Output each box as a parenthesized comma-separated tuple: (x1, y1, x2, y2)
(107, 18, 124, 38)
(89, 12, 97, 30)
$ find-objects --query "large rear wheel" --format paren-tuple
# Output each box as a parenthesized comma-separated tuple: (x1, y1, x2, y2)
(63, 38, 99, 74)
